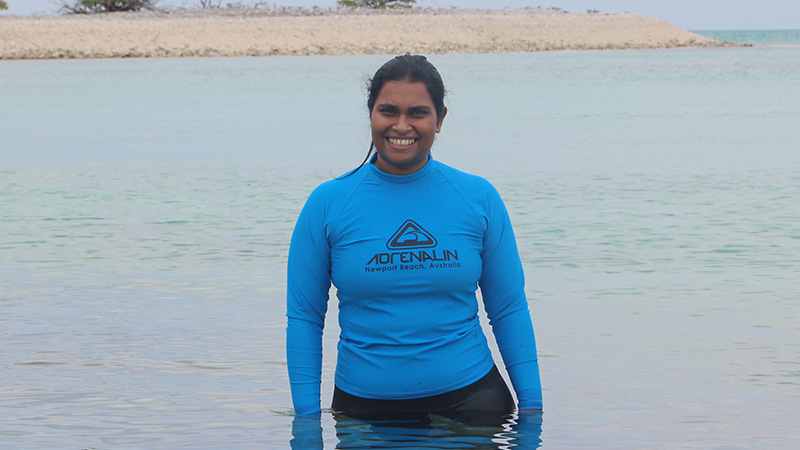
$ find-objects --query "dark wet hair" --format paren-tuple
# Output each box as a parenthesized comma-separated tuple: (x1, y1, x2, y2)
(341, 55, 447, 178)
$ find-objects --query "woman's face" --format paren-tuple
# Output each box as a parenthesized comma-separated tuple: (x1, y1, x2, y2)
(370, 80, 446, 176)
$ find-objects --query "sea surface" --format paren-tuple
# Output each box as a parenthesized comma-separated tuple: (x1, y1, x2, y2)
(694, 29, 800, 45)
(1, 31, 799, 449)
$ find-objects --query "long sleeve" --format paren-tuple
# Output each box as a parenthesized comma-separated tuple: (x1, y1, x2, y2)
(286, 190, 332, 416)
(478, 187, 543, 410)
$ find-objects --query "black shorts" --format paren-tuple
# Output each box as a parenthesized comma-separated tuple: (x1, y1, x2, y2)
(331, 365, 515, 424)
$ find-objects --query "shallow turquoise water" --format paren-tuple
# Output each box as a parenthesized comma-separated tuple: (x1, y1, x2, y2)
(1, 41, 799, 449)
(695, 29, 800, 44)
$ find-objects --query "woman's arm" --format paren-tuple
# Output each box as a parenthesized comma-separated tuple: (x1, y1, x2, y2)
(478, 186, 543, 411)
(286, 191, 332, 416)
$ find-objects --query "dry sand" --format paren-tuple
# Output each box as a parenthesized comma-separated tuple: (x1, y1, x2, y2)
(0, 7, 733, 60)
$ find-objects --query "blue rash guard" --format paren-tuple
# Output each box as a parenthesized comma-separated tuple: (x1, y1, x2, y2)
(286, 156, 542, 416)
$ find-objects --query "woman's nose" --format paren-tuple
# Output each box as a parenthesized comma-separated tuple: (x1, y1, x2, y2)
(393, 115, 412, 132)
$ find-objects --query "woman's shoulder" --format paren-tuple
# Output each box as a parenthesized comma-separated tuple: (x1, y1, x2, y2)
(434, 160, 499, 194)
(305, 166, 368, 204)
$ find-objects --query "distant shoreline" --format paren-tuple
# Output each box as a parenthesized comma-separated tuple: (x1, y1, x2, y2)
(0, 7, 736, 60)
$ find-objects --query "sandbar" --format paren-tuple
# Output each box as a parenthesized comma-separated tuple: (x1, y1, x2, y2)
(0, 7, 733, 60)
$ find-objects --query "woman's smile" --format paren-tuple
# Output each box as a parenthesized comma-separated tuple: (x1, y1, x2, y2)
(387, 137, 418, 148)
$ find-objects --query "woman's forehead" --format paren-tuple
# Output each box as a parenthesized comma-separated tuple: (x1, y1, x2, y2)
(375, 80, 433, 105)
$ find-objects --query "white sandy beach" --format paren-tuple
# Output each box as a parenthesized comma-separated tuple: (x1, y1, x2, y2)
(0, 7, 732, 60)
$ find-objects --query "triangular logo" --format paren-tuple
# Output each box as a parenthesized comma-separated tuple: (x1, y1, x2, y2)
(386, 220, 438, 250)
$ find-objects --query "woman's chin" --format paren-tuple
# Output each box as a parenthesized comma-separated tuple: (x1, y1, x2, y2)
(375, 152, 428, 174)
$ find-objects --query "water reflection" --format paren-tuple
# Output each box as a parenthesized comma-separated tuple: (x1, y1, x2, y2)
(291, 411, 542, 449)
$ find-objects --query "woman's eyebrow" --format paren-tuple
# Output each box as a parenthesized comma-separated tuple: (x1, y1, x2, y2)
(376, 103, 431, 111)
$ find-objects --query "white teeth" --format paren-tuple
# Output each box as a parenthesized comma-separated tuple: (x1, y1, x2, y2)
(389, 138, 415, 146)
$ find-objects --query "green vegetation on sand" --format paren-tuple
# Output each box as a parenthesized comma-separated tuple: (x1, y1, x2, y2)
(55, 0, 161, 13)
(337, 0, 416, 8)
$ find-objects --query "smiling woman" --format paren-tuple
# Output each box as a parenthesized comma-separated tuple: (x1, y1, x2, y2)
(369, 71, 447, 175)
(346, 54, 448, 176)
(370, 81, 443, 175)
(286, 54, 543, 424)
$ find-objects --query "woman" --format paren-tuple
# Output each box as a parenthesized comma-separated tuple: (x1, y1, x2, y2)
(286, 55, 542, 420)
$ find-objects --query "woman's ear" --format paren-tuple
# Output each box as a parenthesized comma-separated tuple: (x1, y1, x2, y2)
(436, 107, 448, 133)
